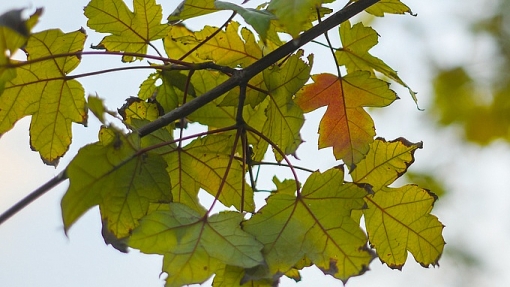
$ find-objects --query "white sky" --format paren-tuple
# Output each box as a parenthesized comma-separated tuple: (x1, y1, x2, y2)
(1, 0, 510, 287)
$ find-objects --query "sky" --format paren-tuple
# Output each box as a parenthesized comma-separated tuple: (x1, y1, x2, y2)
(1, 0, 510, 287)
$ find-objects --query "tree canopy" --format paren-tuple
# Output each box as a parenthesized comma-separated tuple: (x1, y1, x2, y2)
(0, 0, 444, 286)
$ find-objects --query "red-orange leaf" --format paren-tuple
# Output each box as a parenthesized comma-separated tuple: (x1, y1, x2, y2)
(295, 72, 397, 168)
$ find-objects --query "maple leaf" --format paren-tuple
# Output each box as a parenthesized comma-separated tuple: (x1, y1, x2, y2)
(129, 203, 264, 287)
(166, 134, 255, 213)
(84, 0, 170, 62)
(213, 265, 274, 287)
(0, 28, 87, 165)
(267, 0, 322, 38)
(168, 0, 218, 23)
(61, 127, 172, 238)
(351, 138, 445, 268)
(353, 0, 415, 16)
(0, 8, 42, 94)
(295, 72, 397, 169)
(215, 2, 276, 43)
(168, 0, 275, 43)
(335, 21, 418, 107)
(165, 21, 262, 67)
(243, 167, 375, 283)
(263, 52, 312, 161)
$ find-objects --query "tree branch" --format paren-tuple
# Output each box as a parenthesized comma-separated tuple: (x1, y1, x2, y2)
(137, 0, 380, 137)
(0, 0, 380, 226)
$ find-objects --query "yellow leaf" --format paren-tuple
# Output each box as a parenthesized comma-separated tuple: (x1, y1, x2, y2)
(350, 138, 445, 268)
(351, 137, 422, 191)
(165, 21, 262, 67)
(244, 168, 374, 283)
(85, 0, 170, 62)
(354, 0, 415, 16)
(335, 21, 419, 107)
(0, 29, 87, 165)
(364, 185, 445, 268)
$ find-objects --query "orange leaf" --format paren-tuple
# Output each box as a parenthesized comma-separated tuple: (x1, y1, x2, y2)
(295, 72, 396, 168)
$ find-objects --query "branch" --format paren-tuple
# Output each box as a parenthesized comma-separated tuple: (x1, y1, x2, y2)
(137, 0, 380, 137)
(0, 0, 380, 225)
(0, 171, 68, 225)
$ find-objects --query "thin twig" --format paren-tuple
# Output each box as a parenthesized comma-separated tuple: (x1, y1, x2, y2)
(0, 171, 68, 225)
(137, 0, 380, 137)
(0, 0, 380, 225)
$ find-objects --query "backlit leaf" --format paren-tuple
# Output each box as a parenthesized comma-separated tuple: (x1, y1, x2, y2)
(166, 21, 262, 67)
(262, 52, 312, 161)
(267, 0, 322, 38)
(335, 21, 418, 106)
(87, 94, 107, 124)
(61, 127, 172, 238)
(243, 168, 374, 283)
(295, 72, 397, 168)
(168, 0, 217, 23)
(166, 134, 255, 213)
(215, 1, 276, 43)
(129, 203, 264, 287)
(213, 265, 274, 287)
(0, 8, 43, 94)
(351, 138, 444, 268)
(364, 186, 445, 268)
(354, 0, 414, 16)
(85, 0, 170, 62)
(351, 137, 422, 191)
(0, 29, 87, 165)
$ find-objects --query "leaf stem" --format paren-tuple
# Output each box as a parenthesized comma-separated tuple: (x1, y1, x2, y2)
(179, 12, 237, 61)
(0, 0, 381, 226)
(137, 0, 381, 137)
(244, 125, 302, 194)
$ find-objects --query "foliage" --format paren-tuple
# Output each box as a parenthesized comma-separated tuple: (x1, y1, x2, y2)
(430, 1, 510, 145)
(0, 0, 444, 286)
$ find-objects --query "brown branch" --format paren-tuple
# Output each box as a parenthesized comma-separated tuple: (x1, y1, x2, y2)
(137, 0, 380, 137)
(0, 0, 380, 226)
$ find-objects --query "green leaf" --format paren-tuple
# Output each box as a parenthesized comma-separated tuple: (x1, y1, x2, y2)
(85, 0, 170, 62)
(165, 21, 262, 67)
(350, 138, 445, 268)
(61, 127, 172, 238)
(335, 21, 418, 107)
(355, 0, 415, 16)
(267, 0, 322, 38)
(0, 8, 43, 95)
(137, 72, 159, 100)
(262, 52, 312, 161)
(166, 134, 255, 213)
(351, 137, 422, 191)
(0, 29, 87, 165)
(243, 167, 374, 283)
(213, 265, 274, 287)
(364, 185, 445, 268)
(87, 94, 107, 124)
(215, 1, 276, 43)
(168, 0, 217, 23)
(129, 203, 264, 287)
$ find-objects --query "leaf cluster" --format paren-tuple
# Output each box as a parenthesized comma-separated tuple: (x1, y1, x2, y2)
(0, 0, 444, 286)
